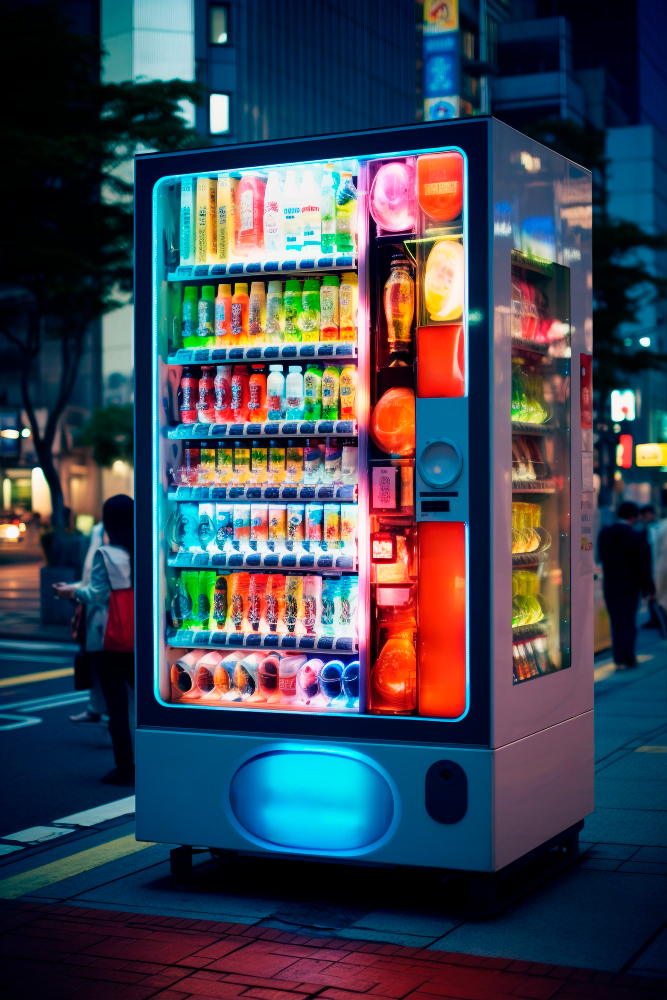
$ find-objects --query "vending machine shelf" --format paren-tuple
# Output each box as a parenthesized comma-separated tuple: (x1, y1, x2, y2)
(512, 480, 556, 494)
(168, 419, 358, 440)
(511, 551, 549, 567)
(511, 421, 556, 436)
(510, 337, 550, 356)
(168, 551, 357, 571)
(166, 627, 358, 653)
(512, 622, 548, 641)
(167, 484, 357, 502)
(167, 255, 357, 281)
(168, 342, 358, 365)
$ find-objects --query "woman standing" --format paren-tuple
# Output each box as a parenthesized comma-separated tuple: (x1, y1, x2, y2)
(54, 495, 135, 785)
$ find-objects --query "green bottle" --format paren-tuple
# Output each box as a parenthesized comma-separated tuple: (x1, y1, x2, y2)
(182, 286, 199, 347)
(198, 285, 216, 347)
(303, 364, 322, 420)
(300, 279, 321, 342)
(283, 280, 302, 343)
(321, 364, 340, 420)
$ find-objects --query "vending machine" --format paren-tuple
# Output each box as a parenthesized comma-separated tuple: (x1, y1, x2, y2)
(134, 118, 593, 874)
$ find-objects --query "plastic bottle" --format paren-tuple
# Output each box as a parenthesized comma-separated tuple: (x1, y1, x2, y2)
(233, 440, 251, 483)
(336, 172, 357, 253)
(324, 442, 342, 483)
(341, 443, 358, 485)
(248, 364, 268, 422)
(383, 255, 414, 354)
(266, 280, 283, 342)
(182, 286, 198, 346)
(231, 283, 249, 344)
(300, 279, 321, 341)
(268, 440, 286, 483)
(248, 281, 266, 340)
(231, 364, 250, 422)
(320, 164, 337, 254)
(251, 443, 268, 486)
(197, 285, 215, 346)
(286, 440, 304, 483)
(279, 653, 307, 699)
(283, 280, 302, 342)
(263, 171, 283, 257)
(301, 169, 321, 252)
(320, 275, 340, 340)
(285, 366, 304, 419)
(198, 365, 216, 423)
(303, 439, 321, 484)
(214, 364, 232, 422)
(339, 272, 357, 341)
(303, 364, 322, 420)
(281, 170, 302, 254)
(266, 365, 285, 421)
(179, 366, 198, 424)
(235, 173, 266, 258)
(215, 283, 232, 346)
(321, 364, 340, 420)
(339, 364, 357, 420)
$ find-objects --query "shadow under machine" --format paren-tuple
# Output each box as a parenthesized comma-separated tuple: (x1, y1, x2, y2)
(134, 118, 594, 889)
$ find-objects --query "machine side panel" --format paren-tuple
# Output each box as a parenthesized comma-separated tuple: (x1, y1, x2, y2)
(490, 119, 594, 749)
(493, 711, 594, 870)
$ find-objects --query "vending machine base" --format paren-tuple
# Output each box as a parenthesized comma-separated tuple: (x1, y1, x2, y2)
(136, 710, 593, 874)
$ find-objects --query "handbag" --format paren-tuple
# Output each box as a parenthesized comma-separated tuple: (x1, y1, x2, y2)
(104, 587, 135, 653)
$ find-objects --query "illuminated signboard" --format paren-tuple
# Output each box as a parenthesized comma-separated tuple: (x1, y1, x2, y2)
(616, 434, 633, 469)
(636, 443, 667, 467)
(423, 0, 459, 121)
(610, 389, 636, 422)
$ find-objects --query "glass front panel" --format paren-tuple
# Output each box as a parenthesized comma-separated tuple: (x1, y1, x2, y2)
(510, 250, 571, 683)
(153, 146, 467, 716)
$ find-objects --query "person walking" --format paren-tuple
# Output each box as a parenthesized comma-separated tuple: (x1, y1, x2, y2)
(598, 501, 654, 670)
(54, 495, 135, 785)
(69, 520, 108, 725)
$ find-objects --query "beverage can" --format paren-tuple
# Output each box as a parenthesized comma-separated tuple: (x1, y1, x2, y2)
(324, 504, 341, 549)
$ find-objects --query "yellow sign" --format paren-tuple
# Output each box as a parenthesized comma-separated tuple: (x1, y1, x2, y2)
(635, 443, 667, 467)
(423, 0, 458, 31)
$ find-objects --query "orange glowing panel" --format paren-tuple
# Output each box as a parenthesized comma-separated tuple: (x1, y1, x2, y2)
(369, 387, 416, 457)
(417, 325, 465, 398)
(417, 152, 464, 221)
(417, 521, 467, 718)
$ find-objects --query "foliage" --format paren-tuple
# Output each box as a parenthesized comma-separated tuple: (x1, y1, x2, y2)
(522, 118, 667, 401)
(79, 405, 134, 467)
(0, 0, 202, 529)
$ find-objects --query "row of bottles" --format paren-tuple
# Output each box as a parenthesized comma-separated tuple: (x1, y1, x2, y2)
(177, 165, 357, 267)
(170, 569, 358, 638)
(171, 501, 357, 556)
(178, 362, 357, 424)
(172, 650, 359, 711)
(172, 439, 358, 489)
(180, 273, 358, 347)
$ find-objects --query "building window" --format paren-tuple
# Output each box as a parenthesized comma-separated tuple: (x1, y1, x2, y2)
(209, 93, 230, 134)
(486, 16, 498, 68)
(210, 4, 229, 45)
(461, 30, 475, 61)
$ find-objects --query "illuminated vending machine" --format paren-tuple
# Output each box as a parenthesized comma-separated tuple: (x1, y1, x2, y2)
(135, 118, 593, 879)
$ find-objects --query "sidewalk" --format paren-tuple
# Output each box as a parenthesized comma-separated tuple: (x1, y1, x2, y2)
(0, 633, 665, 998)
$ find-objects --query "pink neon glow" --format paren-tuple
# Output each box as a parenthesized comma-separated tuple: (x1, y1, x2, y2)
(369, 161, 417, 233)
(356, 162, 370, 713)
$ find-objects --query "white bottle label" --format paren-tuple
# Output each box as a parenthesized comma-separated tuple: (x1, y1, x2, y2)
(240, 189, 253, 233)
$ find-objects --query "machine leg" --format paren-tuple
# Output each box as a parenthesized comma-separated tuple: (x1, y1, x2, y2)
(170, 845, 194, 883)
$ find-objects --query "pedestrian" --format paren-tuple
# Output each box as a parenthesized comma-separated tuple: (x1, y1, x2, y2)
(636, 505, 663, 630)
(69, 520, 109, 725)
(53, 495, 135, 785)
(598, 501, 654, 670)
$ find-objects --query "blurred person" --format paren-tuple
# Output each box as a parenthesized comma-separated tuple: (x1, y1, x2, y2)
(598, 501, 654, 669)
(53, 496, 135, 785)
(637, 505, 663, 629)
(69, 520, 109, 724)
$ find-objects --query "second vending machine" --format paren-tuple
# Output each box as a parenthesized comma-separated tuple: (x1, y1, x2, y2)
(135, 118, 593, 872)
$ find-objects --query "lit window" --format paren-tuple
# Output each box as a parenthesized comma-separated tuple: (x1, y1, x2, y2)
(639, 336, 651, 347)
(210, 4, 228, 45)
(209, 93, 230, 134)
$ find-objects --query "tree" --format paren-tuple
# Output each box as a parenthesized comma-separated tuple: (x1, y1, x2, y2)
(521, 118, 667, 401)
(0, 1, 202, 529)
(79, 405, 134, 468)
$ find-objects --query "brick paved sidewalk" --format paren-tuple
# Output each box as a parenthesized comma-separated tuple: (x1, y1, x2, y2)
(1, 903, 664, 1000)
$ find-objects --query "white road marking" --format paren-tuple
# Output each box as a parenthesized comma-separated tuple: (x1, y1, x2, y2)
(2, 825, 76, 844)
(54, 796, 136, 828)
(0, 713, 41, 731)
(0, 691, 88, 713)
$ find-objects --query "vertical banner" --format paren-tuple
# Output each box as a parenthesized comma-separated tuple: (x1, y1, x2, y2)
(423, 0, 460, 121)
